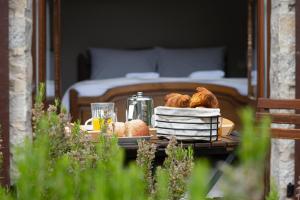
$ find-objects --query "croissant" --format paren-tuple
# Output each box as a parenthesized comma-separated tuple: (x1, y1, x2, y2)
(189, 87, 219, 108)
(164, 93, 191, 108)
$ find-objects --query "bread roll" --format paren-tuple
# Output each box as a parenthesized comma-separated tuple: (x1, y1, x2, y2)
(114, 122, 126, 137)
(126, 119, 149, 137)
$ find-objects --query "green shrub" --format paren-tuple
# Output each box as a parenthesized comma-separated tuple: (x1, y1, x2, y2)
(221, 107, 273, 200)
(163, 137, 194, 200)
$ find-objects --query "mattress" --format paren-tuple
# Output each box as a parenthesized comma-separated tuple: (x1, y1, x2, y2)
(61, 77, 248, 111)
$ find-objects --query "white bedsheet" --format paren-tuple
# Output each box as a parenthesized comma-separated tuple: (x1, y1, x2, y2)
(61, 77, 248, 111)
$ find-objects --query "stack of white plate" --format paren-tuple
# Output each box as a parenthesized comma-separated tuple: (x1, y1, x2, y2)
(154, 106, 221, 141)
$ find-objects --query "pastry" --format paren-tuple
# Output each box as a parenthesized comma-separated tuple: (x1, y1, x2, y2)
(114, 122, 126, 137)
(114, 120, 149, 137)
(189, 87, 219, 108)
(126, 119, 149, 137)
(164, 93, 191, 108)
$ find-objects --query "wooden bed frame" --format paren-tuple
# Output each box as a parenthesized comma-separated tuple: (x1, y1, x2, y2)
(70, 82, 254, 130)
(71, 48, 255, 129)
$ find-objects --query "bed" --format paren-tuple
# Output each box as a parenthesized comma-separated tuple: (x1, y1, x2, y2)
(62, 47, 255, 129)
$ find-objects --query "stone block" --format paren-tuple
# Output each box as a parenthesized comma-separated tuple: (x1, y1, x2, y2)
(9, 15, 26, 49)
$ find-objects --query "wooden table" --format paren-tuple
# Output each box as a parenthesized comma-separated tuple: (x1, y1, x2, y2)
(119, 133, 240, 193)
(121, 133, 240, 163)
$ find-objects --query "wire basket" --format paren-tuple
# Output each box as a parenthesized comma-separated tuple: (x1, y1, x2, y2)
(154, 106, 220, 142)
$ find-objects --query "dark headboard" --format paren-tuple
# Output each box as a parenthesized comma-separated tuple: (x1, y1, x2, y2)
(77, 51, 91, 81)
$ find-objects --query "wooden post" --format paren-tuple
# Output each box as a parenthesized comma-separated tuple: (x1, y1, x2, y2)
(257, 0, 266, 98)
(38, 0, 47, 94)
(295, 0, 300, 197)
(0, 0, 11, 186)
(70, 89, 79, 121)
(53, 0, 61, 99)
(257, 0, 271, 197)
(247, 0, 254, 97)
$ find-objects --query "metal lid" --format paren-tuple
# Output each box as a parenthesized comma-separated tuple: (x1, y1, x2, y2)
(128, 92, 152, 101)
(135, 92, 152, 101)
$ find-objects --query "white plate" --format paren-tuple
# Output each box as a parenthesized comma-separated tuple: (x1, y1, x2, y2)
(82, 125, 93, 131)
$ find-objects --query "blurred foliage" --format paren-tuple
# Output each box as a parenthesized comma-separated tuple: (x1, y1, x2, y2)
(187, 160, 211, 200)
(0, 85, 278, 199)
(266, 180, 280, 200)
(238, 107, 271, 167)
(163, 137, 194, 200)
(136, 140, 157, 195)
(221, 107, 274, 200)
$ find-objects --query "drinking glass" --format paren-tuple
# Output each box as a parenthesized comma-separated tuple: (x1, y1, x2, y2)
(84, 102, 115, 133)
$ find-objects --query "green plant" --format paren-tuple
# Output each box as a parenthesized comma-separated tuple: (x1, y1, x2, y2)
(153, 167, 169, 200)
(137, 137, 194, 200)
(136, 140, 157, 195)
(238, 107, 270, 167)
(163, 137, 194, 200)
(221, 107, 271, 200)
(32, 84, 97, 170)
(266, 181, 279, 200)
(187, 160, 211, 200)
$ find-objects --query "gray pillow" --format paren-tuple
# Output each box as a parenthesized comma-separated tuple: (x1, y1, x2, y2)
(89, 48, 158, 79)
(157, 47, 225, 77)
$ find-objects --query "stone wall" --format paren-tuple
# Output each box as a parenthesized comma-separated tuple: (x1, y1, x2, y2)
(8, 0, 33, 178)
(270, 0, 295, 199)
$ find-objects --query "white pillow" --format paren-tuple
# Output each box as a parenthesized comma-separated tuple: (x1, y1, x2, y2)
(189, 70, 225, 79)
(90, 48, 158, 79)
(157, 47, 226, 77)
(125, 72, 160, 79)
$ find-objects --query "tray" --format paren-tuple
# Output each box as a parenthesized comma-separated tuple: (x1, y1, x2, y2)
(80, 125, 151, 143)
(118, 136, 151, 144)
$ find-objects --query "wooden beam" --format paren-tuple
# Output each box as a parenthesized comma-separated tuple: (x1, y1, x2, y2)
(271, 128, 300, 140)
(256, 112, 300, 125)
(257, 0, 271, 197)
(295, 0, 300, 196)
(257, 98, 300, 109)
(267, 0, 271, 97)
(257, 0, 265, 98)
(53, 0, 61, 99)
(38, 0, 46, 92)
(0, 0, 10, 186)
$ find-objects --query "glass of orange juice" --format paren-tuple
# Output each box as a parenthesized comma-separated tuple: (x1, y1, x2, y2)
(84, 103, 115, 133)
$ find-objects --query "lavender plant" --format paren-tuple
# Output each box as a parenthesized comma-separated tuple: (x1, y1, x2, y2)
(137, 140, 157, 195)
(32, 84, 97, 169)
(163, 137, 194, 200)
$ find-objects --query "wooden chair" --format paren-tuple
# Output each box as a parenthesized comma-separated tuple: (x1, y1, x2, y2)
(256, 98, 300, 139)
(256, 98, 300, 198)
